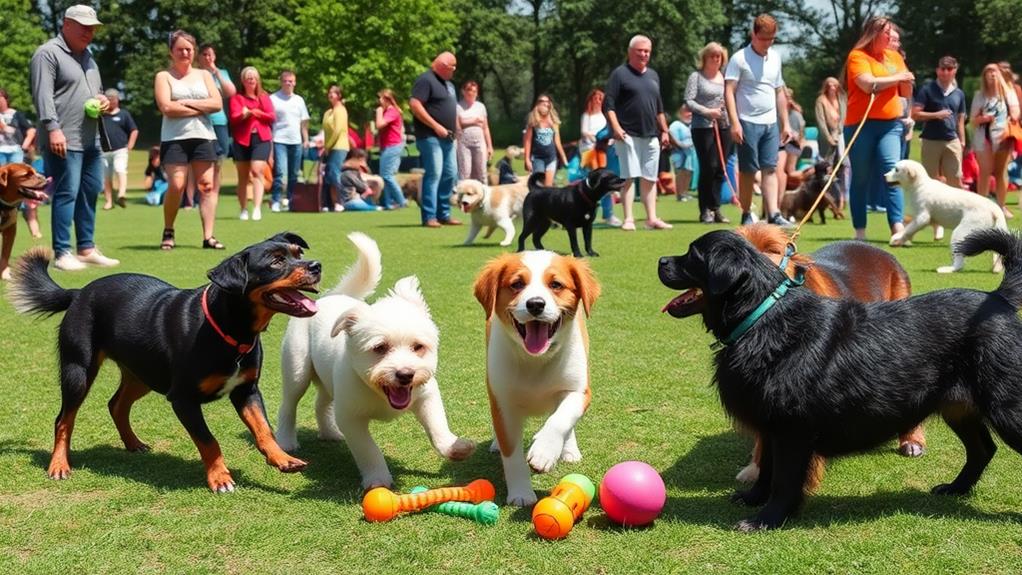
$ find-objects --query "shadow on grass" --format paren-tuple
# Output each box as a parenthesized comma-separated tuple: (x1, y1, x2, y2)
(18, 444, 289, 494)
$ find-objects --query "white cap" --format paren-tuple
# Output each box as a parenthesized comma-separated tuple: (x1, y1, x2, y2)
(64, 5, 102, 26)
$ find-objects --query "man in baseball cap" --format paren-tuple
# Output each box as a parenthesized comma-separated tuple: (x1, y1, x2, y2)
(64, 5, 103, 26)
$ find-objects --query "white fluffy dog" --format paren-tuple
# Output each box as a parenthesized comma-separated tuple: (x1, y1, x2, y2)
(886, 159, 1007, 273)
(455, 179, 529, 246)
(275, 232, 475, 488)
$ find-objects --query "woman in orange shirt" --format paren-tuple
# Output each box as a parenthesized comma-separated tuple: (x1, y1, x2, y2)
(842, 16, 915, 240)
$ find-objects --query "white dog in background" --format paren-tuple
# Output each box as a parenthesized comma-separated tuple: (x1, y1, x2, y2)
(455, 179, 529, 246)
(885, 159, 1007, 273)
(275, 232, 475, 488)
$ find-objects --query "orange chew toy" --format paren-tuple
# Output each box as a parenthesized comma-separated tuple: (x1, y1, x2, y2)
(532, 474, 596, 540)
(362, 479, 496, 522)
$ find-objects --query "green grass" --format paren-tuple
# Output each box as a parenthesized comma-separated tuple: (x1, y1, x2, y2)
(3, 153, 1022, 574)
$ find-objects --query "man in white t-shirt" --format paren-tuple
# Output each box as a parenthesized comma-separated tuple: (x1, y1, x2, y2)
(269, 70, 310, 212)
(724, 13, 796, 227)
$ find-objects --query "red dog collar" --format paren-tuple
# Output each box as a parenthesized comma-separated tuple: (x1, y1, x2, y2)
(202, 286, 255, 354)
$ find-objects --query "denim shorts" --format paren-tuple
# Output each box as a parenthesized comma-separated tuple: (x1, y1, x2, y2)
(736, 120, 779, 173)
(531, 156, 557, 173)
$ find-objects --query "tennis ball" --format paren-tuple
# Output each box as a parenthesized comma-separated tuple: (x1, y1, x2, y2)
(84, 98, 102, 119)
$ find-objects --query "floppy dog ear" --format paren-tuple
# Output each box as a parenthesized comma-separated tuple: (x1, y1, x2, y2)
(705, 252, 748, 297)
(568, 258, 601, 317)
(268, 232, 310, 251)
(207, 252, 249, 294)
(0, 167, 8, 189)
(473, 258, 509, 319)
(390, 276, 431, 317)
(330, 302, 369, 338)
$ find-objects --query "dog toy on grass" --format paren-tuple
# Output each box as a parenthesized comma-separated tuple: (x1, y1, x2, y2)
(410, 486, 500, 525)
(531, 473, 596, 540)
(362, 479, 495, 522)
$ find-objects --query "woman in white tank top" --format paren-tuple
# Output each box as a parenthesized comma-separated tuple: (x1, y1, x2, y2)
(153, 30, 224, 250)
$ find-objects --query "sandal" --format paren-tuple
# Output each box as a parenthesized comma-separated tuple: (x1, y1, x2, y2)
(116, 195, 127, 209)
(160, 228, 175, 251)
(202, 237, 225, 250)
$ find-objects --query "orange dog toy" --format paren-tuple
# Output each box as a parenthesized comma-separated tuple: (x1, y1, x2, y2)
(362, 479, 496, 522)
(532, 474, 596, 540)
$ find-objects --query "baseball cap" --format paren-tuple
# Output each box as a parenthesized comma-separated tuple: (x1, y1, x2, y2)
(65, 5, 102, 26)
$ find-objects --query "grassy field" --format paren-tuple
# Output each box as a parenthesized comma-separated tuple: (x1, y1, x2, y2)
(2, 152, 1022, 574)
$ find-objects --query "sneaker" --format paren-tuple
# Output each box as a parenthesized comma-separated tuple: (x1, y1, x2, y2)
(321, 206, 330, 212)
(282, 198, 290, 208)
(77, 248, 120, 267)
(740, 212, 755, 226)
(239, 209, 249, 221)
(333, 203, 345, 212)
(53, 252, 87, 271)
(713, 210, 731, 224)
(768, 212, 795, 229)
(252, 208, 262, 221)
(604, 216, 623, 227)
(271, 201, 281, 213)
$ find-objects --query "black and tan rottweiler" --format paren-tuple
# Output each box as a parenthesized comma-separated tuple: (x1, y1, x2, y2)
(7, 232, 321, 492)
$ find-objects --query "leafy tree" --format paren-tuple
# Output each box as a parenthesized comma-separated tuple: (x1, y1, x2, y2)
(0, 0, 48, 112)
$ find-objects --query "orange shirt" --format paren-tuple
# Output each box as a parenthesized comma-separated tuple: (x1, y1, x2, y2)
(844, 48, 907, 125)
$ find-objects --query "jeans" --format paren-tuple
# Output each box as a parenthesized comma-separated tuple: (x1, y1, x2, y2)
(0, 149, 25, 166)
(378, 144, 406, 209)
(271, 143, 304, 203)
(416, 136, 456, 223)
(321, 149, 348, 208)
(845, 119, 904, 229)
(44, 148, 103, 256)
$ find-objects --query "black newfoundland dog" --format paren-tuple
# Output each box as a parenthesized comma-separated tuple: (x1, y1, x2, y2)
(658, 228, 1022, 531)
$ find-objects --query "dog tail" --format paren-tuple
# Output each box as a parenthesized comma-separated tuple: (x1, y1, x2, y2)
(957, 228, 1022, 307)
(328, 232, 382, 298)
(527, 172, 546, 192)
(6, 247, 76, 317)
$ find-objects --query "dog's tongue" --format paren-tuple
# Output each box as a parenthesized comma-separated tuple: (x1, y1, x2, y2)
(661, 289, 700, 314)
(524, 321, 550, 354)
(385, 386, 412, 409)
(461, 204, 471, 213)
(277, 288, 318, 315)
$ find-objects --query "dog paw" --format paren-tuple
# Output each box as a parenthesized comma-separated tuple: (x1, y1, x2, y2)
(269, 453, 308, 473)
(735, 517, 778, 532)
(560, 444, 582, 464)
(936, 266, 958, 274)
(731, 488, 769, 507)
(47, 460, 71, 480)
(440, 437, 476, 461)
(124, 439, 151, 453)
(361, 471, 394, 490)
(889, 234, 908, 247)
(931, 482, 971, 496)
(506, 488, 538, 507)
(898, 441, 925, 458)
(207, 469, 236, 493)
(735, 463, 760, 483)
(527, 433, 564, 473)
(499, 239, 513, 247)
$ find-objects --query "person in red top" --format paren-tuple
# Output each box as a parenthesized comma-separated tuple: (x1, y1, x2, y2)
(842, 16, 914, 241)
(229, 66, 275, 221)
(375, 88, 407, 209)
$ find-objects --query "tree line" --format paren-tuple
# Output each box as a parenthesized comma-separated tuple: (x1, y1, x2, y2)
(3, 0, 1021, 146)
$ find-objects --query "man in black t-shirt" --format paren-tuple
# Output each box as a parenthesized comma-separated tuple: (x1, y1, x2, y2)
(409, 51, 461, 227)
(100, 89, 138, 209)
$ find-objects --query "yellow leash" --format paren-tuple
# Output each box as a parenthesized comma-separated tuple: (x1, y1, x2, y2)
(787, 92, 877, 247)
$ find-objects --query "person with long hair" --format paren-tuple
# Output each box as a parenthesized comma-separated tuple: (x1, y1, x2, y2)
(456, 80, 492, 182)
(580, 88, 620, 225)
(686, 42, 731, 224)
(814, 77, 844, 161)
(841, 15, 914, 241)
(523, 93, 567, 187)
(375, 88, 407, 209)
(776, 87, 807, 194)
(971, 63, 1020, 218)
(154, 29, 224, 250)
(228, 66, 275, 221)
(322, 84, 350, 212)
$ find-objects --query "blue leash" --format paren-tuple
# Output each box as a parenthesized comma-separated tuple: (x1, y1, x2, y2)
(711, 243, 804, 350)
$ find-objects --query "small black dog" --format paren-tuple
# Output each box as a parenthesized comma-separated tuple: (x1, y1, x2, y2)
(8, 232, 321, 492)
(778, 159, 845, 225)
(659, 228, 1022, 531)
(517, 168, 626, 257)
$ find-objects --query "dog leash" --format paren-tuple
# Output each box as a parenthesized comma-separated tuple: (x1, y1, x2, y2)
(711, 244, 804, 350)
(202, 286, 257, 356)
(712, 121, 741, 206)
(788, 92, 877, 246)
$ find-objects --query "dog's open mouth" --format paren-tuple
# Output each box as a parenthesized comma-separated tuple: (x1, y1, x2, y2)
(264, 285, 319, 317)
(18, 180, 49, 202)
(513, 318, 561, 355)
(383, 385, 413, 409)
(662, 288, 705, 318)
(460, 201, 473, 213)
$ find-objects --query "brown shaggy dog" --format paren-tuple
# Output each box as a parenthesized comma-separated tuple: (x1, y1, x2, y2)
(735, 223, 923, 491)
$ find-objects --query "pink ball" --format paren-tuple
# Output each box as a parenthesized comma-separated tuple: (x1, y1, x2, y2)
(599, 461, 666, 527)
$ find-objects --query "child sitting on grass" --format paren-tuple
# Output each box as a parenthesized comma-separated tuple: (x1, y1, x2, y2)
(143, 146, 168, 206)
(338, 148, 382, 212)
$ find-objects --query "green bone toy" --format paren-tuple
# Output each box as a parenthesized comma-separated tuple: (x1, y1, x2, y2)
(410, 486, 500, 525)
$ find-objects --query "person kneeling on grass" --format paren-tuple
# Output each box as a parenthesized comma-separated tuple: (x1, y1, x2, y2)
(338, 148, 382, 212)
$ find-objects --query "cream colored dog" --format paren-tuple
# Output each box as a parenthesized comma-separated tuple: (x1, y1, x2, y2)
(276, 232, 475, 488)
(455, 179, 529, 246)
(473, 251, 600, 505)
(886, 159, 1007, 273)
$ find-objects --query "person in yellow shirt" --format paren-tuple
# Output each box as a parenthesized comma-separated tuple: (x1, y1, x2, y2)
(321, 84, 350, 212)
(842, 16, 914, 241)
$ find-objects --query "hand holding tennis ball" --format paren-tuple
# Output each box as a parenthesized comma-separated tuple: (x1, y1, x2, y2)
(84, 98, 103, 119)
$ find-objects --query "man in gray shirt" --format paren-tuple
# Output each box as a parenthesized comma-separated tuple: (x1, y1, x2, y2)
(30, 4, 118, 270)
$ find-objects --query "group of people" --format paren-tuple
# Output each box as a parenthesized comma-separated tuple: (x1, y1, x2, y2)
(15, 3, 1022, 274)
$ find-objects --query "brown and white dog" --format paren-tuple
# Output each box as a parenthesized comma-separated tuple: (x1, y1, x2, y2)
(473, 251, 600, 505)
(0, 163, 48, 281)
(455, 179, 529, 246)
